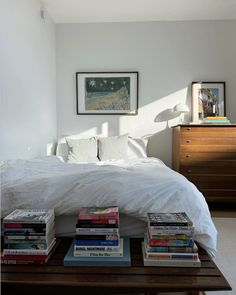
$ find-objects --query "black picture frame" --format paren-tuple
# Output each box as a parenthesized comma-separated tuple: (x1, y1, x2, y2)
(76, 71, 139, 115)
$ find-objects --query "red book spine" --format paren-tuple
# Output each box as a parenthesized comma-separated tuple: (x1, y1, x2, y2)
(78, 214, 119, 220)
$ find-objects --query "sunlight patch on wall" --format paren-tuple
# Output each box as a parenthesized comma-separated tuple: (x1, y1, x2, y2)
(119, 87, 189, 137)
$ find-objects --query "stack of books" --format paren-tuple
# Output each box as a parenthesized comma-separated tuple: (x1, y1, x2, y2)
(202, 116, 231, 124)
(1, 209, 56, 265)
(63, 206, 131, 266)
(142, 212, 201, 267)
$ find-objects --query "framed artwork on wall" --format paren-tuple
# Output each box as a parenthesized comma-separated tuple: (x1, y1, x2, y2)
(191, 81, 226, 122)
(76, 72, 139, 115)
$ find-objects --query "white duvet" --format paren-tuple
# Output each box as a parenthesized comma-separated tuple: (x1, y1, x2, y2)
(1, 156, 217, 256)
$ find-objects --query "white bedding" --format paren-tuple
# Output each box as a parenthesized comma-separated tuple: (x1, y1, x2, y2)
(0, 156, 217, 256)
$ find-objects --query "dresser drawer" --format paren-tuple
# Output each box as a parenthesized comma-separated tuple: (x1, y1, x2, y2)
(181, 145, 236, 153)
(181, 127, 236, 136)
(180, 152, 236, 161)
(201, 189, 236, 202)
(184, 175, 236, 189)
(180, 137, 236, 145)
(180, 160, 236, 175)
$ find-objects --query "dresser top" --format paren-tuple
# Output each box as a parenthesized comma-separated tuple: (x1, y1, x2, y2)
(173, 124, 236, 127)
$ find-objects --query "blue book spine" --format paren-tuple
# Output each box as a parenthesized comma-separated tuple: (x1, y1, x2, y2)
(203, 120, 230, 123)
(75, 239, 119, 246)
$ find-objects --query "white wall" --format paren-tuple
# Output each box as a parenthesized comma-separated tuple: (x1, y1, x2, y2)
(56, 20, 236, 166)
(0, 0, 57, 162)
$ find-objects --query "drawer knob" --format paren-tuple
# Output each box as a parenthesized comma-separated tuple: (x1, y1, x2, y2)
(187, 128, 191, 131)
(186, 140, 191, 143)
(185, 154, 191, 158)
(187, 169, 192, 173)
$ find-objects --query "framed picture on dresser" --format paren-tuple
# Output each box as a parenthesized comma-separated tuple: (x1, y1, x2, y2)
(76, 72, 139, 115)
(191, 81, 226, 122)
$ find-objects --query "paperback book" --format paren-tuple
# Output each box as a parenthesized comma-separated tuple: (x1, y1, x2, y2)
(64, 237, 130, 267)
(142, 243, 201, 267)
(3, 209, 54, 224)
(3, 238, 56, 255)
(147, 212, 193, 227)
(74, 238, 124, 257)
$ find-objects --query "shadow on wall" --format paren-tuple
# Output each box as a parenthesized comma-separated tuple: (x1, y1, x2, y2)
(145, 128, 173, 168)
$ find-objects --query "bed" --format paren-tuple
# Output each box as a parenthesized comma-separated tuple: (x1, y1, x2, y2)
(0, 134, 217, 256)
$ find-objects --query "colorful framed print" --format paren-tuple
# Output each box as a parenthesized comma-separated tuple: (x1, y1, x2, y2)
(76, 72, 138, 115)
(192, 81, 226, 122)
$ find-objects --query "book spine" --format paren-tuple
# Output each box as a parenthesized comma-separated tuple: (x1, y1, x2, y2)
(149, 233, 192, 240)
(75, 234, 119, 241)
(78, 214, 119, 220)
(4, 211, 54, 224)
(1, 259, 47, 265)
(146, 253, 199, 260)
(4, 223, 47, 228)
(204, 116, 227, 119)
(3, 249, 50, 255)
(76, 223, 119, 228)
(148, 221, 190, 226)
(5, 232, 55, 241)
(75, 239, 119, 246)
(148, 238, 194, 247)
(143, 259, 201, 267)
(149, 225, 194, 233)
(4, 231, 46, 236)
(3, 239, 56, 255)
(74, 245, 120, 251)
(1, 254, 48, 260)
(4, 222, 55, 235)
(203, 120, 230, 123)
(4, 238, 49, 244)
(74, 251, 122, 257)
(77, 219, 118, 225)
(76, 228, 119, 234)
(4, 243, 48, 250)
(4, 230, 46, 237)
(145, 245, 197, 253)
(149, 229, 194, 235)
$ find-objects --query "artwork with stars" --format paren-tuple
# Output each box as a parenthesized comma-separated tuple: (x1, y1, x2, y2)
(85, 77, 130, 111)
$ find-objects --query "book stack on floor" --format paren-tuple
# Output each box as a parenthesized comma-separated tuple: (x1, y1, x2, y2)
(142, 212, 201, 267)
(1, 209, 56, 265)
(202, 116, 231, 124)
(63, 206, 131, 266)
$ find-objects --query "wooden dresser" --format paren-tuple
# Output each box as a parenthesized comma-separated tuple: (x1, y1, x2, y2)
(172, 125, 236, 203)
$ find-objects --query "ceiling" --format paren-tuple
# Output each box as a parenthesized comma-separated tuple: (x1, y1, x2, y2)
(43, 0, 236, 23)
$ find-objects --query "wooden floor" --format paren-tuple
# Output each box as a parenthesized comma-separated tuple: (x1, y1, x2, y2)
(1, 238, 231, 295)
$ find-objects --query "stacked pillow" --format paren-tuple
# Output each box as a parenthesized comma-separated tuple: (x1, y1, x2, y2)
(56, 134, 147, 163)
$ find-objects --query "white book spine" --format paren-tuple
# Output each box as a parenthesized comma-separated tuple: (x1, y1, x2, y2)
(143, 259, 201, 267)
(74, 251, 123, 257)
(76, 228, 119, 234)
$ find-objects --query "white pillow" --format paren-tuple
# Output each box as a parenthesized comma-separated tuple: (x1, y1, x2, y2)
(66, 137, 98, 163)
(128, 137, 147, 159)
(56, 134, 98, 162)
(98, 134, 128, 161)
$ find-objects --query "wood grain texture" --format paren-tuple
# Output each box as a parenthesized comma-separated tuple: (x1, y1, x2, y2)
(1, 238, 231, 295)
(172, 125, 236, 202)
